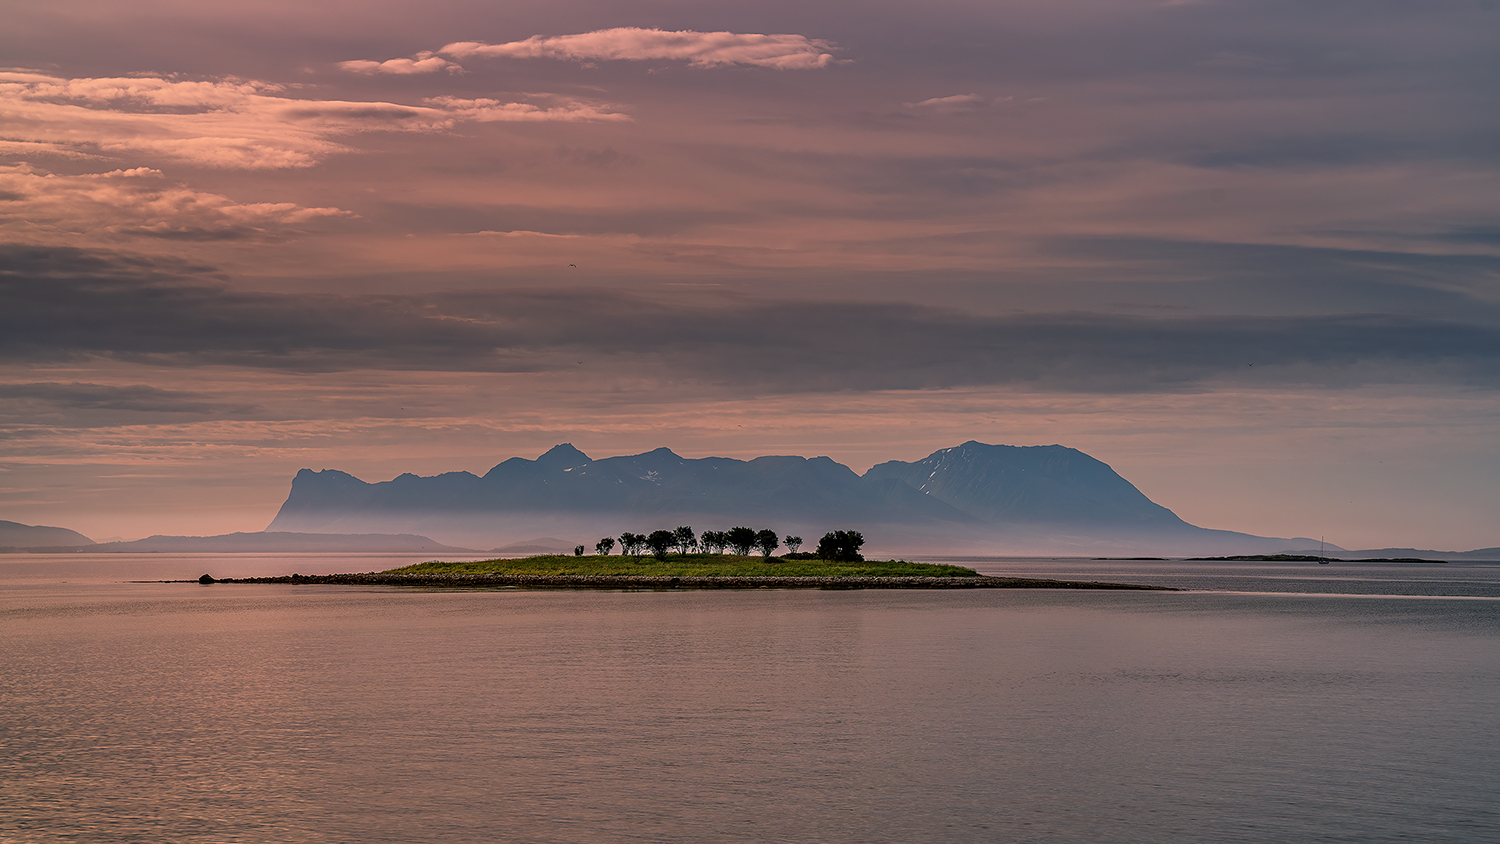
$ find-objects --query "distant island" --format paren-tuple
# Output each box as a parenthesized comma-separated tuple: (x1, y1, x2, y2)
(188, 526, 1166, 588)
(1185, 554, 1448, 563)
(201, 552, 1174, 591)
(390, 552, 973, 579)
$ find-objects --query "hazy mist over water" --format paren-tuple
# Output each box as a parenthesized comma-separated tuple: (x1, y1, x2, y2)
(3, 555, 1498, 843)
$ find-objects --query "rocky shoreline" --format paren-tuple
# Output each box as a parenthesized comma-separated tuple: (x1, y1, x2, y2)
(191, 572, 1174, 590)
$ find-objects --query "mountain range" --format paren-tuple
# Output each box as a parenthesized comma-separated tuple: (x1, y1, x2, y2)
(268, 441, 1319, 555)
(0, 519, 95, 550)
(5, 442, 1497, 556)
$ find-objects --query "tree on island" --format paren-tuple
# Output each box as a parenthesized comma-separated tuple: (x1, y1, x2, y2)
(604, 526, 840, 560)
(816, 530, 865, 562)
(725, 526, 757, 556)
(619, 532, 645, 556)
(646, 529, 676, 559)
(700, 530, 727, 554)
(755, 529, 780, 557)
(673, 526, 696, 555)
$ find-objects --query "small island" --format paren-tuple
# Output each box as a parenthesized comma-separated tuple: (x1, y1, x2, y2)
(393, 553, 982, 579)
(195, 527, 1172, 590)
(198, 552, 1173, 590)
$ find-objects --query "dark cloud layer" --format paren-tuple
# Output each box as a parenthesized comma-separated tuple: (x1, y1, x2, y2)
(0, 246, 523, 372)
(6, 246, 1497, 393)
(1043, 237, 1500, 316)
(0, 382, 229, 414)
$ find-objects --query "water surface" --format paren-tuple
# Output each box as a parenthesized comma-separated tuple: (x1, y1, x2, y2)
(2, 554, 1496, 842)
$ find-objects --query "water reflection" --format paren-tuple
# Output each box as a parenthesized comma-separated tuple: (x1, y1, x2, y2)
(1, 559, 1498, 842)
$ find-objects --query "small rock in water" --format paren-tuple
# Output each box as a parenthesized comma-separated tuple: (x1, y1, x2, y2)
(198, 574, 216, 584)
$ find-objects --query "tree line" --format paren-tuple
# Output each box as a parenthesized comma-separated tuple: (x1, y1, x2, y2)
(572, 527, 865, 562)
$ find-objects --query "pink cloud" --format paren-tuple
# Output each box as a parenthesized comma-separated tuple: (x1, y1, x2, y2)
(905, 93, 986, 113)
(0, 72, 627, 170)
(0, 163, 352, 240)
(424, 96, 629, 122)
(338, 52, 460, 75)
(439, 27, 839, 69)
(903, 94, 1040, 114)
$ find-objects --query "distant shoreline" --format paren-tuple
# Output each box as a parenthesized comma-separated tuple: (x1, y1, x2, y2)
(178, 572, 1176, 590)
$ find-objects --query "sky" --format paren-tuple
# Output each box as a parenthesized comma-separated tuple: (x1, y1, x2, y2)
(2, 0, 1498, 550)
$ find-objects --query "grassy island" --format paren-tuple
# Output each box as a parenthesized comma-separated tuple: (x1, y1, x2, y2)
(194, 553, 1174, 590)
(387, 554, 980, 579)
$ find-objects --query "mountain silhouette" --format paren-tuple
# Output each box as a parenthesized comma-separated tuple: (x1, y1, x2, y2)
(864, 441, 1187, 526)
(0, 519, 95, 549)
(267, 442, 1312, 555)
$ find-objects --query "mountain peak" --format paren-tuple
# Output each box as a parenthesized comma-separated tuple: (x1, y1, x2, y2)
(290, 468, 369, 487)
(295, 467, 363, 480)
(535, 443, 591, 468)
(953, 441, 1067, 452)
(864, 442, 1184, 527)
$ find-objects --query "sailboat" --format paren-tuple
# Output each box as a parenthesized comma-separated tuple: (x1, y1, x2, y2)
(1318, 536, 1330, 564)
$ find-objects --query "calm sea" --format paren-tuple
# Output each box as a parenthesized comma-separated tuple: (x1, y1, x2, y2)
(2, 553, 1497, 843)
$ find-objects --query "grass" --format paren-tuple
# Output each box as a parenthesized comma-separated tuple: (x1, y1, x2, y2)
(386, 554, 980, 578)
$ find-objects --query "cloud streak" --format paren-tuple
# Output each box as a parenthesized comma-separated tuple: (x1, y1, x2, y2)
(423, 96, 630, 123)
(0, 164, 351, 241)
(345, 27, 839, 74)
(443, 28, 838, 68)
(0, 71, 626, 170)
(338, 52, 462, 75)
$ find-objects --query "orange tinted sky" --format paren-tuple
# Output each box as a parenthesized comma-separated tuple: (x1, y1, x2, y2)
(3, 1, 1498, 549)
